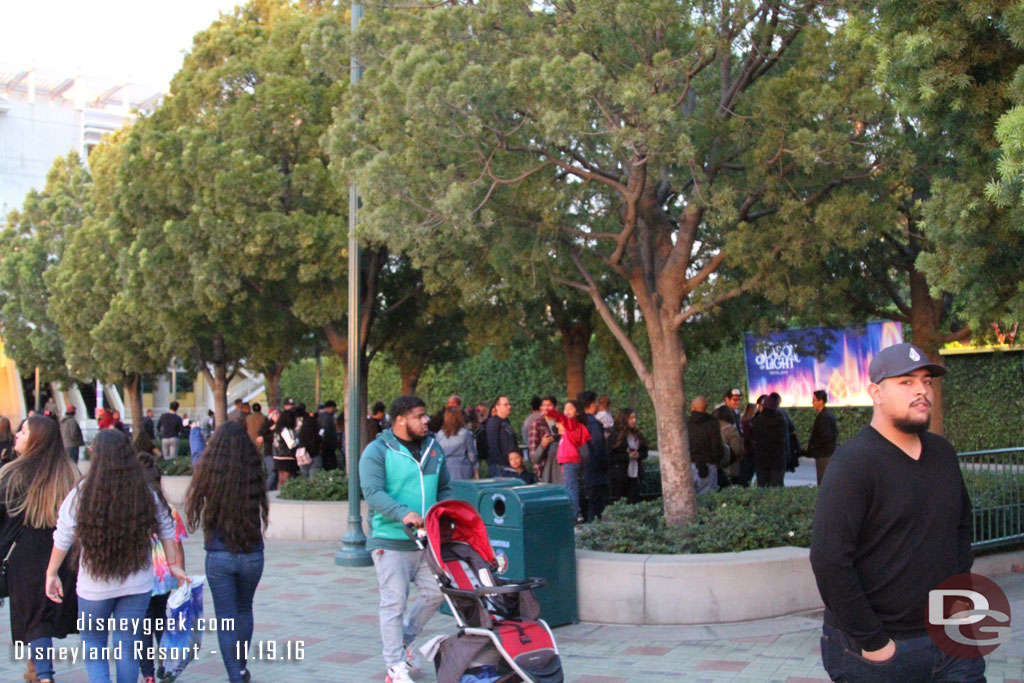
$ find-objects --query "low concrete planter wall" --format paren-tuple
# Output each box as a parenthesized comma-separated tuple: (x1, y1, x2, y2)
(263, 493, 370, 542)
(575, 547, 1024, 625)
(576, 546, 822, 625)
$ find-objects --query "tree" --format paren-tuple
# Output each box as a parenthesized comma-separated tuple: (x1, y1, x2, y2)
(46, 132, 173, 436)
(109, 1, 348, 424)
(0, 151, 91, 387)
(334, 0, 880, 526)
(828, 1, 1024, 432)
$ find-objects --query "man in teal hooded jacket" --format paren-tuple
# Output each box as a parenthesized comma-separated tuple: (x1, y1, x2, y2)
(360, 395, 452, 683)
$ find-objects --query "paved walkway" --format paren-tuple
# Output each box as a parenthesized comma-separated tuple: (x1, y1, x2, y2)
(2, 534, 1022, 683)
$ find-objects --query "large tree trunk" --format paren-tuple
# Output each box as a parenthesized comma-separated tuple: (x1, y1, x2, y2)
(560, 321, 591, 399)
(263, 362, 284, 410)
(647, 322, 697, 527)
(400, 365, 421, 395)
(908, 270, 947, 435)
(198, 332, 231, 427)
(123, 372, 144, 437)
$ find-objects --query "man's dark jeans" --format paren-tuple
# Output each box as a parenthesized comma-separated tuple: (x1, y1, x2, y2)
(821, 623, 986, 682)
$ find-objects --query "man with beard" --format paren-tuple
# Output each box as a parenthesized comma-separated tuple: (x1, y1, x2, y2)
(810, 343, 979, 682)
(360, 395, 452, 683)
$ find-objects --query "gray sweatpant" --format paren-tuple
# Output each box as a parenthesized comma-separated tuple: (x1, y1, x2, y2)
(370, 547, 444, 667)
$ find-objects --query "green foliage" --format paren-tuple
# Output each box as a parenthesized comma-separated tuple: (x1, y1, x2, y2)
(278, 469, 349, 501)
(0, 151, 92, 383)
(944, 352, 1024, 451)
(868, 0, 1024, 333)
(334, 0, 883, 527)
(576, 487, 818, 554)
(157, 456, 194, 477)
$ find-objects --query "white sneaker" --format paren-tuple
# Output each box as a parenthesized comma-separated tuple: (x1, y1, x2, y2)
(386, 662, 414, 683)
(404, 645, 422, 671)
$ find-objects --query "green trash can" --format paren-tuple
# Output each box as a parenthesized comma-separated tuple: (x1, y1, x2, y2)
(476, 484, 578, 627)
(449, 477, 520, 506)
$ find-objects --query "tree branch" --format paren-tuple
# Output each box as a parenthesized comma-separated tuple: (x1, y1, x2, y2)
(569, 251, 653, 392)
(941, 327, 972, 345)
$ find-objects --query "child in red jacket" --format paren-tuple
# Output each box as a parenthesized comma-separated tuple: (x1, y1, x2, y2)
(544, 400, 590, 522)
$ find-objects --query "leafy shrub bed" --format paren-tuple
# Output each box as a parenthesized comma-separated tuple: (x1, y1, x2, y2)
(576, 486, 818, 554)
(278, 470, 349, 501)
(157, 456, 193, 476)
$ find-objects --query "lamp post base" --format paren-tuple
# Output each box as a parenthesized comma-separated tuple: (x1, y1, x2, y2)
(335, 527, 372, 567)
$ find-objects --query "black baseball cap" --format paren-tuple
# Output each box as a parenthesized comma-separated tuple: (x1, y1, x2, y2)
(283, 397, 296, 406)
(868, 343, 947, 384)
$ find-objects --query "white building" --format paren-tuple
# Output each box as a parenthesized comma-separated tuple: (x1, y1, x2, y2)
(0, 63, 165, 223)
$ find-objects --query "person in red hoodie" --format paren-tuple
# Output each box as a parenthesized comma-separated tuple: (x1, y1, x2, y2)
(544, 400, 590, 523)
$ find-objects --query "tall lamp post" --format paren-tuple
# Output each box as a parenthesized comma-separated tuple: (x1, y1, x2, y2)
(336, 0, 372, 568)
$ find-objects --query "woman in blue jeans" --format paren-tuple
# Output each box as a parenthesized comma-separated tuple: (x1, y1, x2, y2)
(45, 429, 187, 683)
(185, 421, 269, 683)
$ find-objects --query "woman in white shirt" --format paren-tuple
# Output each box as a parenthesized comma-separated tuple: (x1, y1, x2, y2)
(45, 429, 188, 683)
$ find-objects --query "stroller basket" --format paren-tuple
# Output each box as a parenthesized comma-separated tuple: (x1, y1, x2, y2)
(408, 500, 564, 683)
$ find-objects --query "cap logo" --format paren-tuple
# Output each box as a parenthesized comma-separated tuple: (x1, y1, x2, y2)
(910, 348, 921, 361)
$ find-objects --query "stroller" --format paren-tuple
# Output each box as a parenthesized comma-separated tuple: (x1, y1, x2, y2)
(407, 499, 564, 683)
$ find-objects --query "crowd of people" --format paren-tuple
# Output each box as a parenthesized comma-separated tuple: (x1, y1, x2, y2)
(0, 382, 841, 683)
(685, 387, 839, 493)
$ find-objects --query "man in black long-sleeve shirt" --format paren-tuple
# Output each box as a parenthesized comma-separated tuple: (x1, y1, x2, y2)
(806, 389, 838, 485)
(157, 401, 184, 460)
(810, 343, 981, 682)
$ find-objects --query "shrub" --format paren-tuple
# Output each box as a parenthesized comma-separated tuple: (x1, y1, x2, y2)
(278, 470, 349, 501)
(576, 486, 817, 554)
(157, 456, 193, 476)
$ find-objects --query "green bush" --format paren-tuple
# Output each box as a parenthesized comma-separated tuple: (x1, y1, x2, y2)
(944, 352, 1024, 451)
(278, 470, 349, 501)
(576, 486, 817, 554)
(157, 456, 193, 476)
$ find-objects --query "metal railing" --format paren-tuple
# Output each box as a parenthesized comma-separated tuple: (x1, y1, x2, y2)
(958, 447, 1024, 551)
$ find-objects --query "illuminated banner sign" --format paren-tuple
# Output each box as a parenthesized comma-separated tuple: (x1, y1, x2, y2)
(744, 322, 903, 407)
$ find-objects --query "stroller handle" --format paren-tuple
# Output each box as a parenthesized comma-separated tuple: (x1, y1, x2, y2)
(441, 577, 547, 598)
(403, 522, 427, 547)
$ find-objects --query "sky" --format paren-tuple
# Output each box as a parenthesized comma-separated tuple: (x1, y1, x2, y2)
(0, 0, 242, 88)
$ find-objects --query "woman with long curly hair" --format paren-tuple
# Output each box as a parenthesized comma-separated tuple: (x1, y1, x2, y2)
(44, 429, 187, 683)
(185, 421, 269, 683)
(0, 416, 79, 683)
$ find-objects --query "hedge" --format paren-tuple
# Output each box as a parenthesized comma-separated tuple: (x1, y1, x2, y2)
(157, 455, 193, 476)
(278, 470, 349, 501)
(580, 472, 1024, 555)
(576, 486, 818, 554)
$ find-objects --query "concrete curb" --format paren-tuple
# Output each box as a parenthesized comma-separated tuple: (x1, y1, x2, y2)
(575, 547, 1024, 625)
(577, 546, 823, 625)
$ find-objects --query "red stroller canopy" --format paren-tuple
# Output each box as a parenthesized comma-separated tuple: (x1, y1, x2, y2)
(425, 500, 496, 568)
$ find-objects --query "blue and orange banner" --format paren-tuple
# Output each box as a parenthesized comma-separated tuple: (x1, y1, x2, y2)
(744, 322, 903, 407)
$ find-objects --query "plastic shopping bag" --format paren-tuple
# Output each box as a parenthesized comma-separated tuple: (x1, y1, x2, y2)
(162, 574, 206, 679)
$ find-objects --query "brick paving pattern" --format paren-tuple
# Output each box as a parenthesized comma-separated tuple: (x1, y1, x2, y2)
(2, 536, 1022, 682)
